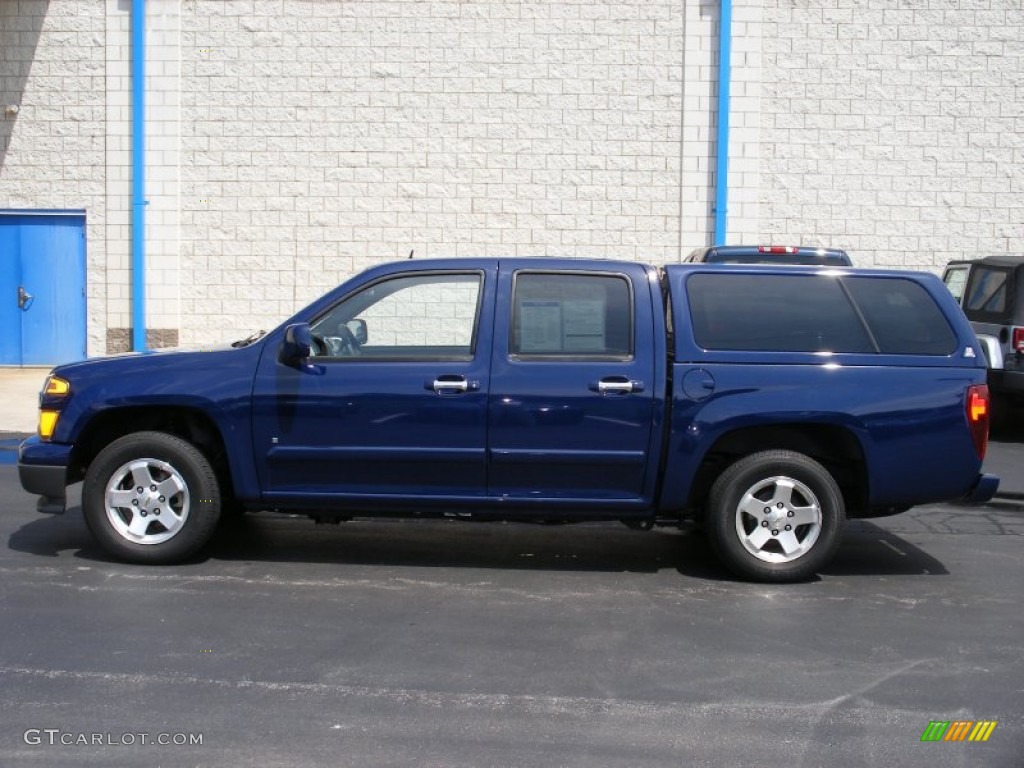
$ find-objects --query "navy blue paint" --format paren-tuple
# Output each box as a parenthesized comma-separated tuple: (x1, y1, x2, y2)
(486, 261, 662, 504)
(17, 258, 995, 519)
(251, 262, 499, 499)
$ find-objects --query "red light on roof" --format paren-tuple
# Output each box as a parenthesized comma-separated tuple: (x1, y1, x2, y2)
(757, 246, 799, 255)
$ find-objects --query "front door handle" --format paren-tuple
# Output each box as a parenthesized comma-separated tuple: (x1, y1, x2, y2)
(434, 378, 468, 393)
(598, 380, 633, 394)
(428, 375, 478, 394)
(17, 286, 34, 311)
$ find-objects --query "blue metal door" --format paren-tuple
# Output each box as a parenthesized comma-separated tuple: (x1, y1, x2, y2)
(0, 222, 20, 364)
(0, 213, 86, 366)
(251, 264, 497, 504)
(487, 262, 660, 506)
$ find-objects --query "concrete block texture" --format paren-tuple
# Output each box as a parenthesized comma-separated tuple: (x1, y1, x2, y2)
(178, 0, 689, 343)
(1, 1, 1021, 351)
(759, 0, 1024, 269)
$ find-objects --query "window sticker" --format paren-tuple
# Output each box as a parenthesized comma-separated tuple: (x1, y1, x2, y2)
(518, 300, 563, 352)
(562, 300, 606, 352)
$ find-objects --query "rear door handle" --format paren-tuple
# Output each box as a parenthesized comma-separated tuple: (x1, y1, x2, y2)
(17, 286, 33, 311)
(593, 378, 644, 394)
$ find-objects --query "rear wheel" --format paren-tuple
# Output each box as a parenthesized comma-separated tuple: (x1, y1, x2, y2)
(707, 450, 844, 582)
(82, 431, 221, 563)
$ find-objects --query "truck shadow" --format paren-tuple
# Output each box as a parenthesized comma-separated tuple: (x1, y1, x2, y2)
(8, 510, 948, 580)
(206, 516, 721, 576)
(822, 521, 949, 577)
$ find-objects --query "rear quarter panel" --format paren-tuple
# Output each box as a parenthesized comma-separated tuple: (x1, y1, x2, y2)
(661, 266, 989, 510)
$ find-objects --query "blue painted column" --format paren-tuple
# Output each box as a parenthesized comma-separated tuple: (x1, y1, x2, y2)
(713, 0, 733, 244)
(131, 0, 147, 351)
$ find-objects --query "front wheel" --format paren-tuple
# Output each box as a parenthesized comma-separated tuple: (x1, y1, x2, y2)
(82, 431, 221, 563)
(707, 450, 845, 582)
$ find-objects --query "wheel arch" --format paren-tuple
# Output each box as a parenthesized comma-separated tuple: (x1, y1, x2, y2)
(69, 406, 236, 502)
(687, 423, 868, 518)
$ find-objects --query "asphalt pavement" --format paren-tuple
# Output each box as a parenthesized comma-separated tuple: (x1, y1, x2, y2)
(1, 467, 1022, 766)
(1, 367, 1022, 765)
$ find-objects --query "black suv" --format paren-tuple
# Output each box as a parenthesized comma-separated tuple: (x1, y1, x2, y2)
(942, 255, 1024, 400)
(685, 245, 853, 267)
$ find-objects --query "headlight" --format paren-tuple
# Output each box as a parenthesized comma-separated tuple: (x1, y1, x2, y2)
(44, 376, 71, 397)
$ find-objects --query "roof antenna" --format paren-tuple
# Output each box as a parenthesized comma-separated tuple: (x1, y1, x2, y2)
(408, 249, 414, 259)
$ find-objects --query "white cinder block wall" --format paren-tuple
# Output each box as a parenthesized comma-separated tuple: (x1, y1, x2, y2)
(178, 0, 691, 343)
(1, 0, 1022, 353)
(759, 1, 1024, 270)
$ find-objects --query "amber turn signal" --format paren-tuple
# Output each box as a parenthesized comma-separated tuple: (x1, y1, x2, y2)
(38, 410, 60, 440)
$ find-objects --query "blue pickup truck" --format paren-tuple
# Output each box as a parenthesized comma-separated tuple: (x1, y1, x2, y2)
(19, 259, 998, 581)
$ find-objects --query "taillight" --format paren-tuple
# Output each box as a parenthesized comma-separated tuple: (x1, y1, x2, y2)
(1013, 327, 1024, 353)
(966, 384, 990, 460)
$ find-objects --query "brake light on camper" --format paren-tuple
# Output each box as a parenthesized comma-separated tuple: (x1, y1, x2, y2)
(966, 384, 990, 460)
(757, 246, 799, 255)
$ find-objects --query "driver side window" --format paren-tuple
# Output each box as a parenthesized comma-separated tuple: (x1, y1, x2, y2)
(311, 272, 482, 360)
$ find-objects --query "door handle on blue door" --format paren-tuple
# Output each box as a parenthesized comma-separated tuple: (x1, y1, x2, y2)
(428, 376, 479, 394)
(592, 378, 644, 394)
(17, 286, 33, 311)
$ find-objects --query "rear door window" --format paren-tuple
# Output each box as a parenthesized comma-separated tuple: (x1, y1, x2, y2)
(510, 272, 633, 358)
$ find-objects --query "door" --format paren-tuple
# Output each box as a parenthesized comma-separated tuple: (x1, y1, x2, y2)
(0, 212, 86, 365)
(252, 267, 496, 503)
(487, 264, 658, 504)
(960, 263, 1019, 368)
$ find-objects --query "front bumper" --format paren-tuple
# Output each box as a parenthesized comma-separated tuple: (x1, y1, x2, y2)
(18, 436, 71, 514)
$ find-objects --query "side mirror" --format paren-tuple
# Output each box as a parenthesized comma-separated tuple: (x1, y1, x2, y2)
(279, 323, 313, 366)
(345, 319, 368, 345)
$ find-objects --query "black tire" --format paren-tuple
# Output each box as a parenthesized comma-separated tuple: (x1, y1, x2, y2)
(706, 450, 845, 582)
(82, 431, 221, 564)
